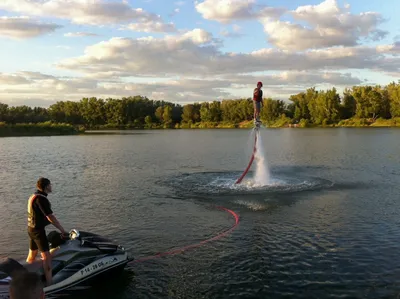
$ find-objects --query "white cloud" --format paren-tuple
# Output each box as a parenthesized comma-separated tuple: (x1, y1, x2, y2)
(0, 72, 100, 102)
(261, 0, 388, 51)
(262, 20, 354, 51)
(121, 21, 176, 33)
(0, 73, 30, 85)
(0, 16, 62, 39)
(0, 71, 234, 104)
(377, 42, 400, 55)
(55, 30, 400, 79)
(54, 30, 220, 77)
(64, 32, 99, 37)
(229, 71, 364, 86)
(220, 30, 243, 38)
(221, 24, 244, 38)
(169, 8, 180, 17)
(0, 0, 171, 26)
(0, 0, 397, 107)
(0, 69, 366, 106)
(180, 28, 214, 44)
(195, 0, 285, 23)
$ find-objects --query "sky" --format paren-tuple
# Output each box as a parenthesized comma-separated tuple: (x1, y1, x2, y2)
(0, 0, 399, 107)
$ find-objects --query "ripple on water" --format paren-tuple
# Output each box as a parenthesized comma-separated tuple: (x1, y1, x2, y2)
(164, 171, 334, 197)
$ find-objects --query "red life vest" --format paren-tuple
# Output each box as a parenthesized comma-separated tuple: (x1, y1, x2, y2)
(253, 88, 263, 102)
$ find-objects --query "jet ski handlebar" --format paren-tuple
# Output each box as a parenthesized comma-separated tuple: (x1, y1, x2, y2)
(68, 229, 120, 253)
(69, 229, 80, 240)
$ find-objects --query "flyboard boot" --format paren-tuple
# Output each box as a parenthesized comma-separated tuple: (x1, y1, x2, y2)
(254, 116, 261, 128)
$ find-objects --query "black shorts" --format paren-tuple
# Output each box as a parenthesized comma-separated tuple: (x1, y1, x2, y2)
(28, 227, 49, 252)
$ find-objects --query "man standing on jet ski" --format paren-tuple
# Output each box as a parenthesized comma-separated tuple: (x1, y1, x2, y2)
(253, 81, 263, 126)
(26, 177, 68, 286)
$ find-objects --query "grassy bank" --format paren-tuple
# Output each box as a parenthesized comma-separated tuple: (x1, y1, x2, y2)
(1, 117, 399, 137)
(84, 117, 400, 130)
(0, 122, 83, 137)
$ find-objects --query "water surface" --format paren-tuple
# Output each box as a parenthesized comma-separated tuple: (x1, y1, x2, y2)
(1, 128, 400, 299)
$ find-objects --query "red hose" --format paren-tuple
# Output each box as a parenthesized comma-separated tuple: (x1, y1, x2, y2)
(129, 206, 240, 264)
(235, 130, 258, 184)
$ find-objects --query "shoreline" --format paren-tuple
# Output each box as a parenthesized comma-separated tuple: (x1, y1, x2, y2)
(1, 120, 399, 137)
(0, 123, 82, 137)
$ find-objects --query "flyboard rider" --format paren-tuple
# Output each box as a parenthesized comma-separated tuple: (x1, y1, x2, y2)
(253, 81, 263, 126)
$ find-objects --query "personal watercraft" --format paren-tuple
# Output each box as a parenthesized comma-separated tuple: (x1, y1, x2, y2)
(0, 229, 132, 298)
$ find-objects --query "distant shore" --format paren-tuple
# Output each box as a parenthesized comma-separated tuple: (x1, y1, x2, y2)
(1, 118, 399, 137)
(0, 122, 83, 137)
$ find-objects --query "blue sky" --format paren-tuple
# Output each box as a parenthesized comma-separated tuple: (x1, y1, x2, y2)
(0, 0, 399, 107)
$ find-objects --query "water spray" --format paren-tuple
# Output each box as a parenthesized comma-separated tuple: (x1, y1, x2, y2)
(252, 130, 271, 186)
(235, 123, 270, 185)
(235, 128, 258, 184)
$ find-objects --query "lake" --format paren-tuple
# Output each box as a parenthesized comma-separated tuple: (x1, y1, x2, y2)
(1, 128, 400, 299)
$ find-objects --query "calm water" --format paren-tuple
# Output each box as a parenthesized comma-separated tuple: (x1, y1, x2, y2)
(1, 128, 400, 299)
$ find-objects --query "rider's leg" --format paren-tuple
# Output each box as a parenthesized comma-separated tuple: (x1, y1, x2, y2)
(41, 251, 52, 286)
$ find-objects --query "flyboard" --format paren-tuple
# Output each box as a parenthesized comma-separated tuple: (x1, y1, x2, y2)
(235, 118, 261, 184)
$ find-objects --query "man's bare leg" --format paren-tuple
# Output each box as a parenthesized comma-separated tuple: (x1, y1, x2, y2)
(41, 251, 52, 286)
(253, 102, 258, 123)
(26, 249, 38, 264)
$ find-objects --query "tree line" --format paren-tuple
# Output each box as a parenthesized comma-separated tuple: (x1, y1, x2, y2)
(0, 82, 399, 129)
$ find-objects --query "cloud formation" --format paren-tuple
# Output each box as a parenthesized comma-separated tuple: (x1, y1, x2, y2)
(0, 69, 365, 106)
(55, 28, 399, 79)
(121, 21, 176, 33)
(195, 0, 285, 23)
(261, 0, 388, 51)
(0, 0, 398, 106)
(377, 42, 400, 55)
(0, 16, 62, 38)
(0, 0, 173, 27)
(64, 32, 99, 37)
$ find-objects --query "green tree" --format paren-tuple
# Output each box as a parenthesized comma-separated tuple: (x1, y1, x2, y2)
(163, 105, 173, 127)
(308, 88, 340, 124)
(144, 115, 152, 128)
(200, 102, 211, 122)
(387, 81, 400, 117)
(261, 99, 286, 125)
(340, 89, 356, 119)
(352, 86, 389, 120)
(209, 101, 222, 122)
(290, 92, 310, 121)
(0, 103, 8, 122)
(155, 106, 163, 123)
(79, 97, 106, 128)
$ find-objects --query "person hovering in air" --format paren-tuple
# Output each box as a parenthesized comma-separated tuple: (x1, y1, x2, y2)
(253, 81, 263, 127)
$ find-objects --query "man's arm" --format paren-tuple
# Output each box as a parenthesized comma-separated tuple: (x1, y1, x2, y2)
(46, 214, 67, 234)
(37, 197, 67, 234)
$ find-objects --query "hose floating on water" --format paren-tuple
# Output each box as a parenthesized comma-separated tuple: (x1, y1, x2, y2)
(128, 206, 240, 265)
(235, 128, 258, 184)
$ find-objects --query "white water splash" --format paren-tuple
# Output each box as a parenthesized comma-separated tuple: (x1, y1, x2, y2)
(252, 129, 271, 186)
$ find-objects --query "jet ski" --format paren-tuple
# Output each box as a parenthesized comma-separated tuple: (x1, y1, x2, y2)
(0, 229, 132, 298)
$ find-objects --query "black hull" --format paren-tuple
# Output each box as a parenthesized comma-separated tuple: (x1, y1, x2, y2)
(45, 261, 129, 299)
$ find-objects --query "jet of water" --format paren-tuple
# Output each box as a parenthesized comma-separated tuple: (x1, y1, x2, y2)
(252, 129, 271, 186)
